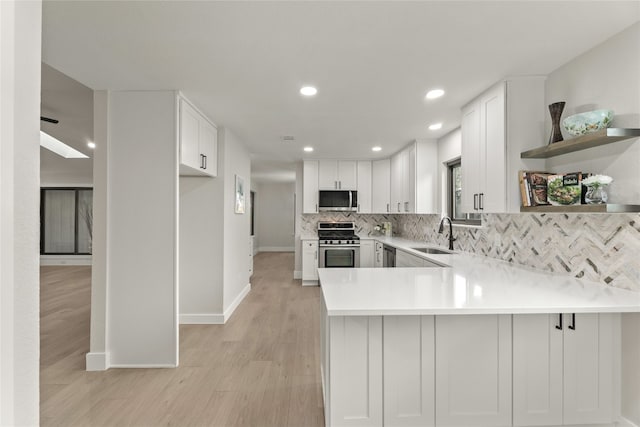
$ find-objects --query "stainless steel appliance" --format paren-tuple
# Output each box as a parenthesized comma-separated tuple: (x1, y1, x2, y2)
(383, 244, 396, 267)
(318, 221, 360, 268)
(318, 190, 358, 212)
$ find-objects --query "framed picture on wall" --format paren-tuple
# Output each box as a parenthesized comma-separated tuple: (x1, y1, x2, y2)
(235, 175, 245, 214)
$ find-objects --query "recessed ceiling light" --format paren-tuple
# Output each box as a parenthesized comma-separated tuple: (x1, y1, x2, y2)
(303, 146, 314, 152)
(372, 146, 382, 152)
(426, 89, 445, 100)
(428, 123, 443, 131)
(40, 131, 88, 159)
(87, 142, 96, 149)
(300, 86, 317, 96)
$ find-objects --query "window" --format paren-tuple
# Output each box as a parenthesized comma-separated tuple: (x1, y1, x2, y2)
(40, 188, 93, 255)
(448, 159, 481, 225)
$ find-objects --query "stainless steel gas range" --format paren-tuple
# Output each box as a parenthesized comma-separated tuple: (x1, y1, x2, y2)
(318, 221, 360, 268)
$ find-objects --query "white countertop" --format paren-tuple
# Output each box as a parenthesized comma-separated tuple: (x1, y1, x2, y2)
(319, 237, 640, 316)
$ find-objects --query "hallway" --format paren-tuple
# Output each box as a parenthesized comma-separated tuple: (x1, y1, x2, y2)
(40, 252, 324, 426)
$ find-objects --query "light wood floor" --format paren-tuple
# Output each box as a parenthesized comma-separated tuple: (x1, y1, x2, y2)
(40, 252, 325, 426)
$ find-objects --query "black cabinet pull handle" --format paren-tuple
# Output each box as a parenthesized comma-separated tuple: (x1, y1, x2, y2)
(569, 313, 576, 330)
(203, 155, 207, 170)
(473, 194, 478, 210)
(479, 193, 484, 210)
(555, 313, 563, 330)
(397, 202, 401, 212)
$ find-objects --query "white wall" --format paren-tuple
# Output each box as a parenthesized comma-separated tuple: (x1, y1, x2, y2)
(222, 128, 252, 314)
(255, 181, 295, 252)
(544, 22, 640, 424)
(0, 0, 41, 424)
(106, 91, 178, 367)
(180, 126, 251, 324)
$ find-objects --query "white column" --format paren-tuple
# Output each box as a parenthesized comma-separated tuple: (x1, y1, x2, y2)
(0, 0, 42, 424)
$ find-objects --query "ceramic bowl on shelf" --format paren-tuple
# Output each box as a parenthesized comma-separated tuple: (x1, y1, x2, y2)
(562, 109, 614, 136)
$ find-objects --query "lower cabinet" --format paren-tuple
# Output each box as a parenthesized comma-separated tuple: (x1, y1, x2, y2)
(321, 313, 619, 427)
(374, 241, 384, 267)
(435, 315, 513, 427)
(302, 239, 318, 284)
(359, 240, 374, 268)
(513, 313, 616, 426)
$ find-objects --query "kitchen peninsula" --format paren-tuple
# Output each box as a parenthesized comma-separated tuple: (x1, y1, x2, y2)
(319, 238, 640, 427)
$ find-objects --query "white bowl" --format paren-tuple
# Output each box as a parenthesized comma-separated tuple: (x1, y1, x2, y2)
(562, 109, 614, 136)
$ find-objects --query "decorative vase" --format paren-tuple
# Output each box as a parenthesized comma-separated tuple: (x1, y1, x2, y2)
(585, 184, 608, 204)
(548, 102, 565, 144)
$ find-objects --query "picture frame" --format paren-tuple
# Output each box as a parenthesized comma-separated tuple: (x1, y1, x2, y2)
(235, 175, 245, 214)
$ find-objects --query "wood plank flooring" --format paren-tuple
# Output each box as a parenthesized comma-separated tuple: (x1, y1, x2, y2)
(40, 252, 325, 426)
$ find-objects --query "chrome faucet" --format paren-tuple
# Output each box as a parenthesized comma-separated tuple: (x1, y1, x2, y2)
(438, 216, 456, 251)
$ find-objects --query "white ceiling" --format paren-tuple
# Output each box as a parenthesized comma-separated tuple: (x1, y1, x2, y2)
(41, 1, 640, 182)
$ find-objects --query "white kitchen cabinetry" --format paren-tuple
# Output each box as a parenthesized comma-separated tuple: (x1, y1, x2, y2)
(301, 239, 318, 284)
(460, 77, 546, 213)
(303, 160, 319, 214)
(435, 315, 512, 426)
(179, 96, 217, 177)
(390, 140, 438, 214)
(384, 316, 435, 427)
(359, 240, 374, 268)
(356, 161, 372, 213)
(396, 249, 424, 267)
(372, 159, 391, 213)
(319, 160, 357, 190)
(374, 241, 384, 267)
(327, 315, 383, 427)
(513, 313, 617, 426)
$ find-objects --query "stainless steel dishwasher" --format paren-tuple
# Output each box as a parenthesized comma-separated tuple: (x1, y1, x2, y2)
(383, 244, 396, 267)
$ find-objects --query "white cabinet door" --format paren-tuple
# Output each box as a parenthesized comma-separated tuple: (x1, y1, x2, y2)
(303, 161, 319, 214)
(372, 159, 391, 213)
(513, 314, 563, 426)
(391, 151, 404, 213)
(338, 160, 357, 190)
(199, 119, 218, 177)
(460, 101, 481, 214)
(479, 83, 506, 213)
(374, 241, 384, 268)
(563, 313, 614, 425)
(301, 240, 318, 282)
(435, 315, 512, 426)
(396, 249, 424, 268)
(359, 240, 374, 268)
(405, 144, 416, 213)
(329, 316, 383, 427)
(179, 98, 202, 172)
(384, 316, 435, 427)
(318, 160, 339, 189)
(356, 161, 372, 213)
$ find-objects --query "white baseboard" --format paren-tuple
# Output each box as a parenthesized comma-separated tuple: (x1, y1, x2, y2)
(293, 270, 302, 279)
(179, 314, 225, 324)
(86, 351, 109, 371)
(302, 280, 319, 287)
(258, 246, 294, 252)
(224, 282, 251, 322)
(41, 255, 92, 266)
(108, 363, 177, 368)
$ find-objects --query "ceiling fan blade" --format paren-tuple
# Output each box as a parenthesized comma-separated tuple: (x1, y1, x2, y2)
(40, 116, 59, 124)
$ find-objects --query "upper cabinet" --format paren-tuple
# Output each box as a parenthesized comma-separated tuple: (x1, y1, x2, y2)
(390, 140, 438, 214)
(372, 159, 391, 213)
(178, 96, 218, 177)
(461, 77, 546, 213)
(319, 160, 357, 190)
(303, 160, 319, 214)
(356, 161, 372, 213)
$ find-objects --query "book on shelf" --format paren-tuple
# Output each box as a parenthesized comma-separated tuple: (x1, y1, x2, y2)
(547, 172, 588, 206)
(519, 171, 552, 207)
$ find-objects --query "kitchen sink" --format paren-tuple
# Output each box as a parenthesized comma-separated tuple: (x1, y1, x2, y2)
(411, 247, 455, 255)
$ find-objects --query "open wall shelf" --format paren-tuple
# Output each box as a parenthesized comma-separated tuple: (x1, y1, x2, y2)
(520, 204, 640, 213)
(520, 128, 640, 159)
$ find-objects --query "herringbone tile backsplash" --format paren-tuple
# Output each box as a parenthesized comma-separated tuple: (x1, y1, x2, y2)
(301, 212, 640, 291)
(398, 213, 640, 292)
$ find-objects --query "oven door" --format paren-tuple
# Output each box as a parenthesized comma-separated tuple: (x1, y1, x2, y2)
(319, 245, 360, 268)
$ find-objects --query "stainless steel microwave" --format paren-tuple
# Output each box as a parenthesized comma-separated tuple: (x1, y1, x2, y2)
(318, 190, 358, 212)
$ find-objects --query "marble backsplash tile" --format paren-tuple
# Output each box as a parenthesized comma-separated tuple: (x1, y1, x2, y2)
(299, 212, 640, 291)
(398, 213, 640, 292)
